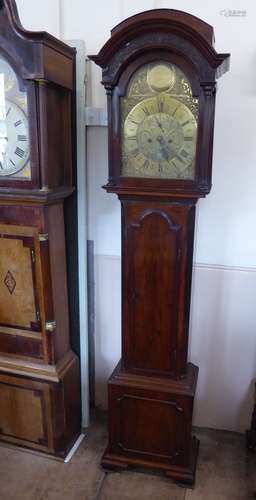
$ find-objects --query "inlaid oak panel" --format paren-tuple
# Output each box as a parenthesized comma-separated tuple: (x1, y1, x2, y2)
(0, 381, 47, 444)
(0, 234, 39, 330)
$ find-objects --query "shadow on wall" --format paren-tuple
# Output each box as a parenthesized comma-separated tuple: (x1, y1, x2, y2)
(94, 254, 122, 410)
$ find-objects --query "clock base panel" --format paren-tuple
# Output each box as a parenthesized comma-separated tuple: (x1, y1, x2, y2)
(0, 351, 81, 458)
(102, 361, 199, 485)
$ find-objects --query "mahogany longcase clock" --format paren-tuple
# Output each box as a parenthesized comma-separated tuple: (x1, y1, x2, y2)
(90, 10, 230, 484)
(0, 0, 81, 457)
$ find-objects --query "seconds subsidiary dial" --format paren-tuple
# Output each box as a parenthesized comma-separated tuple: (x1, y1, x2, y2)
(0, 100, 29, 176)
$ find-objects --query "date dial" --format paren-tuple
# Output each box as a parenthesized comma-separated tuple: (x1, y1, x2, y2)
(122, 94, 197, 179)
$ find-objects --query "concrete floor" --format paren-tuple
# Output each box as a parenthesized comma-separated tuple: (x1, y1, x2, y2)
(0, 411, 254, 500)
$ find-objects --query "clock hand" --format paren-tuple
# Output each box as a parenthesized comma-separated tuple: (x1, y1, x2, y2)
(161, 146, 169, 161)
(157, 136, 170, 161)
(157, 135, 164, 145)
(166, 125, 179, 137)
(155, 116, 164, 131)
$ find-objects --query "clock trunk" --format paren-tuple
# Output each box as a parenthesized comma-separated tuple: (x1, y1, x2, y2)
(121, 196, 195, 378)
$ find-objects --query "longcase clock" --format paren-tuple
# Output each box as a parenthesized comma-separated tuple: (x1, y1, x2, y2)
(90, 9, 230, 484)
(0, 0, 81, 457)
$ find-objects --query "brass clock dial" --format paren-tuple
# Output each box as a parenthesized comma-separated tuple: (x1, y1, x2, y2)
(121, 62, 198, 179)
(124, 94, 197, 177)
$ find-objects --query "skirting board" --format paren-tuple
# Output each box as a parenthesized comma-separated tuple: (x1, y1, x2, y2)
(64, 433, 86, 463)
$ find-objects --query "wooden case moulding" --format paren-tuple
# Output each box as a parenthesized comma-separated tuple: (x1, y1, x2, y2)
(90, 9, 230, 485)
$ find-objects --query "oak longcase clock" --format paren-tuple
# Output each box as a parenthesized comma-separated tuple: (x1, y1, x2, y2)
(0, 0, 81, 457)
(90, 9, 230, 484)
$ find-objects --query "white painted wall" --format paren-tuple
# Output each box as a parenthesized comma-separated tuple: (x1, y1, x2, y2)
(16, 0, 61, 37)
(16, 0, 256, 432)
(67, 0, 256, 267)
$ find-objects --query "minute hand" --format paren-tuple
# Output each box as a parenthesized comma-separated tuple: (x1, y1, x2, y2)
(165, 125, 180, 138)
(154, 116, 164, 131)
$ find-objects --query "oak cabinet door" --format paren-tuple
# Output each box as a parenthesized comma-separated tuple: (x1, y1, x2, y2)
(0, 224, 44, 360)
(0, 230, 41, 331)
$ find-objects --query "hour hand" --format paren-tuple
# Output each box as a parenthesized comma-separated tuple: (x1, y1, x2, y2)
(166, 124, 179, 137)
(157, 137, 170, 161)
(155, 116, 163, 131)
(161, 147, 169, 161)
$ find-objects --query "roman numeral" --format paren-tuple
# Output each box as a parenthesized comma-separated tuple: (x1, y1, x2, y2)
(142, 107, 150, 116)
(177, 155, 186, 165)
(14, 120, 22, 127)
(10, 159, 16, 167)
(143, 159, 149, 169)
(18, 135, 27, 142)
(127, 136, 137, 141)
(15, 147, 25, 158)
(182, 120, 191, 127)
(0, 162, 3, 169)
(180, 149, 189, 158)
(172, 106, 179, 116)
(6, 107, 11, 117)
(157, 101, 164, 112)
(132, 148, 139, 155)
(129, 118, 140, 125)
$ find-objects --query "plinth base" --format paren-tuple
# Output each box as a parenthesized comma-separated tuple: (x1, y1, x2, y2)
(101, 361, 199, 486)
(0, 351, 81, 457)
(102, 436, 199, 485)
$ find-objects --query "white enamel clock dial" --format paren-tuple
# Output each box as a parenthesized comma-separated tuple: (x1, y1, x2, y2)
(0, 99, 29, 177)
